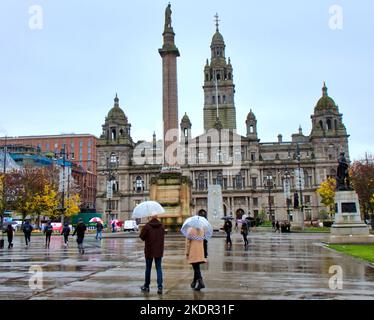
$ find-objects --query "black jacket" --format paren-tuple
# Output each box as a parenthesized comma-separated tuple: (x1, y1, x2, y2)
(72, 222, 87, 238)
(22, 222, 33, 233)
(61, 226, 70, 236)
(4, 225, 14, 238)
(224, 220, 232, 233)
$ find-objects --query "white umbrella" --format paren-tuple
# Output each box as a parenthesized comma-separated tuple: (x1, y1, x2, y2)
(132, 201, 165, 219)
(181, 216, 213, 240)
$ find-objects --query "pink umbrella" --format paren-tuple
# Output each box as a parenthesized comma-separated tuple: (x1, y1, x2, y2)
(110, 219, 119, 225)
(89, 217, 103, 223)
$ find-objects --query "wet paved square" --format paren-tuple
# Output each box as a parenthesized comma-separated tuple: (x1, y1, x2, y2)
(0, 232, 373, 300)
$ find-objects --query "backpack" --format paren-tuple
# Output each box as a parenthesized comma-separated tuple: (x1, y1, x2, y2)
(24, 224, 31, 232)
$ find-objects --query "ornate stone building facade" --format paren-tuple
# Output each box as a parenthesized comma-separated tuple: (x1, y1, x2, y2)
(96, 14, 349, 223)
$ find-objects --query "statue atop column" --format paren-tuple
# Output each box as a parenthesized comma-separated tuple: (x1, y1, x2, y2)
(336, 152, 352, 191)
(165, 3, 172, 29)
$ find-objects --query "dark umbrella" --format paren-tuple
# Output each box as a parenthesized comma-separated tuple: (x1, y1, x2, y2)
(221, 216, 234, 220)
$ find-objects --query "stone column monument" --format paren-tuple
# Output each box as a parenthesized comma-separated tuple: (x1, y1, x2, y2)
(158, 2, 180, 167)
(330, 152, 374, 243)
(150, 4, 192, 231)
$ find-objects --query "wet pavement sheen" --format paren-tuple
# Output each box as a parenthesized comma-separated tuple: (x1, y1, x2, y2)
(0, 232, 373, 300)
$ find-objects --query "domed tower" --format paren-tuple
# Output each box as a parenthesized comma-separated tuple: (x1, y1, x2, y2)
(203, 14, 236, 132)
(310, 82, 349, 160)
(246, 109, 258, 141)
(100, 94, 133, 146)
(180, 112, 192, 141)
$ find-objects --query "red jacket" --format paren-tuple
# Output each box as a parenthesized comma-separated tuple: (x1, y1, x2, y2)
(140, 218, 165, 259)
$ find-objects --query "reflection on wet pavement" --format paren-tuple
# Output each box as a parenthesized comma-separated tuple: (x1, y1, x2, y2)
(0, 232, 373, 300)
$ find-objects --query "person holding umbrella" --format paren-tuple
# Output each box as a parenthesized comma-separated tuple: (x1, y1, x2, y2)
(22, 219, 33, 247)
(223, 217, 233, 247)
(181, 215, 212, 291)
(4, 224, 14, 249)
(95, 221, 103, 240)
(44, 220, 53, 249)
(61, 222, 70, 246)
(241, 220, 249, 248)
(133, 201, 166, 295)
(72, 218, 87, 254)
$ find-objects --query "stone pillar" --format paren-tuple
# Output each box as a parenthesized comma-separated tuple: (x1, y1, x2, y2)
(159, 20, 180, 167)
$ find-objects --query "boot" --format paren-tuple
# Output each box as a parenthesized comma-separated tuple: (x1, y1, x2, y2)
(195, 278, 205, 291)
(190, 279, 197, 289)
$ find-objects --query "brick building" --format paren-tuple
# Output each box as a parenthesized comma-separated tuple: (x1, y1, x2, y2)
(0, 134, 98, 210)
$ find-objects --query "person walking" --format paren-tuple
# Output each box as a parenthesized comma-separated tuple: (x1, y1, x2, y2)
(72, 218, 87, 254)
(139, 215, 165, 295)
(185, 227, 206, 291)
(223, 219, 232, 246)
(241, 221, 249, 247)
(111, 221, 116, 233)
(44, 221, 53, 248)
(22, 220, 33, 247)
(95, 221, 103, 240)
(61, 222, 70, 246)
(4, 224, 14, 248)
(275, 220, 280, 233)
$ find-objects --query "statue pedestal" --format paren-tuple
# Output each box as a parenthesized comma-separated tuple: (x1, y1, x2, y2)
(292, 209, 304, 229)
(207, 185, 224, 231)
(330, 191, 374, 243)
(150, 170, 192, 231)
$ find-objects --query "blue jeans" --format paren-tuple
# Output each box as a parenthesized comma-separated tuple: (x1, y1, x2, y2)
(144, 257, 163, 289)
(96, 230, 102, 240)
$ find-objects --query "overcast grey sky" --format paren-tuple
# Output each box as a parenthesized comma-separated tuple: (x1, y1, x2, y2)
(0, 0, 373, 160)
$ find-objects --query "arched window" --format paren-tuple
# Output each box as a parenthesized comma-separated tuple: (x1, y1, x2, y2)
(205, 73, 209, 81)
(212, 96, 215, 104)
(184, 128, 188, 137)
(223, 95, 226, 103)
(111, 129, 116, 141)
(334, 120, 338, 130)
(249, 125, 254, 134)
(303, 170, 309, 188)
(111, 180, 119, 193)
(119, 129, 124, 136)
(218, 95, 221, 104)
(216, 73, 221, 81)
(228, 73, 232, 80)
(319, 120, 324, 130)
(327, 119, 332, 130)
(216, 172, 223, 187)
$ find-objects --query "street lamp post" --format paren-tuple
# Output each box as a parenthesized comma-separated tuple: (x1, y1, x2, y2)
(106, 154, 119, 229)
(296, 144, 304, 229)
(264, 172, 275, 222)
(283, 169, 291, 221)
(0, 136, 7, 248)
(58, 145, 72, 227)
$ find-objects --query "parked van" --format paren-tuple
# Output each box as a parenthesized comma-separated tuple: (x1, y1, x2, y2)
(123, 220, 138, 232)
